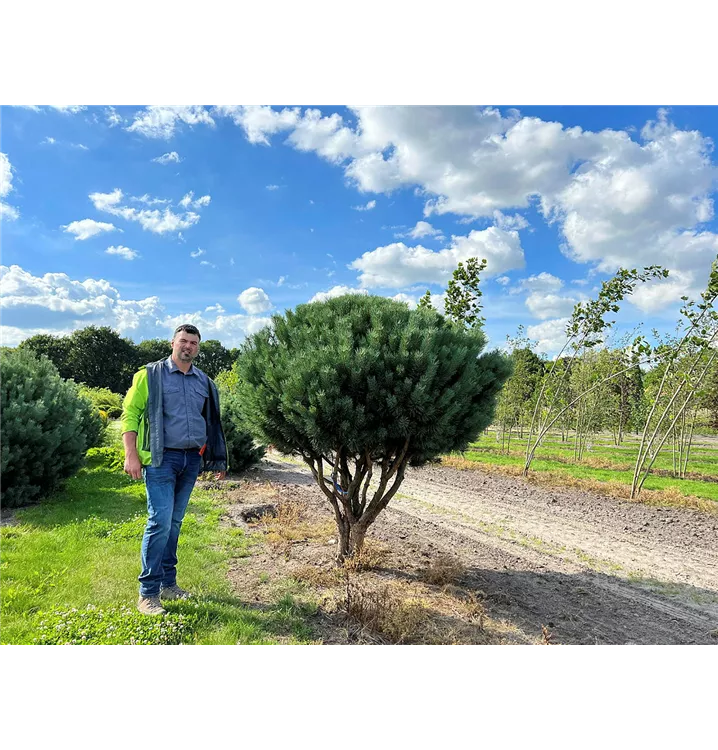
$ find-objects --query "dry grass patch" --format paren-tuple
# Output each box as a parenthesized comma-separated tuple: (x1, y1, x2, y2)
(419, 553, 466, 586)
(335, 572, 512, 644)
(344, 581, 428, 644)
(257, 499, 336, 556)
(441, 456, 717, 513)
(342, 539, 391, 572)
(223, 478, 281, 506)
(292, 564, 344, 589)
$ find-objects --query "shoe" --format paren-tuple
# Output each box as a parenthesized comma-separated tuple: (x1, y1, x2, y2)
(137, 595, 167, 616)
(160, 584, 192, 600)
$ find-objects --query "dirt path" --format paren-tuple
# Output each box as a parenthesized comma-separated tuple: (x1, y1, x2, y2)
(257, 455, 718, 644)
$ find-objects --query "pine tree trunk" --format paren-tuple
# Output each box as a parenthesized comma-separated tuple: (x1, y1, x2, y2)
(335, 520, 367, 563)
(336, 517, 351, 562)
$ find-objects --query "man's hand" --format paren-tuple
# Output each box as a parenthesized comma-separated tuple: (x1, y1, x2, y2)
(214, 471, 226, 481)
(124, 453, 143, 480)
(122, 431, 143, 480)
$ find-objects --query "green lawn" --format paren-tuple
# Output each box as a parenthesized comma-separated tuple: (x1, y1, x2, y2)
(462, 431, 718, 503)
(0, 449, 318, 645)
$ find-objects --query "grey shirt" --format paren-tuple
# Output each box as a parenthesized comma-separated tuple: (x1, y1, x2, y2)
(162, 356, 210, 449)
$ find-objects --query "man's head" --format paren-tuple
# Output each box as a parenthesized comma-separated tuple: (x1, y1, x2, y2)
(171, 324, 201, 364)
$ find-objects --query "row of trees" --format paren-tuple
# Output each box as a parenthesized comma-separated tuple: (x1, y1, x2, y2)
(497, 334, 651, 451)
(491, 258, 718, 499)
(17, 327, 238, 394)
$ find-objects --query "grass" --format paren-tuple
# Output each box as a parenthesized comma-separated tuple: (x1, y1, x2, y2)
(0, 448, 318, 645)
(456, 431, 718, 506)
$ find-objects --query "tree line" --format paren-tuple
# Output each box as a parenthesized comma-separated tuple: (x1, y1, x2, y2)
(15, 327, 239, 394)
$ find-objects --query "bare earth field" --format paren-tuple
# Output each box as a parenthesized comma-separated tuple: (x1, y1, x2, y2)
(224, 454, 718, 645)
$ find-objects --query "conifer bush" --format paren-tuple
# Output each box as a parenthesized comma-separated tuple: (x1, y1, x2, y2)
(237, 295, 511, 560)
(1, 349, 104, 507)
(215, 365, 266, 472)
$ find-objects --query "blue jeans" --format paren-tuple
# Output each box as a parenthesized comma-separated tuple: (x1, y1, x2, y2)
(139, 449, 202, 597)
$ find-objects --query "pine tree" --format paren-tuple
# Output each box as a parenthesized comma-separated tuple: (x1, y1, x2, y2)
(1, 349, 104, 507)
(237, 294, 511, 561)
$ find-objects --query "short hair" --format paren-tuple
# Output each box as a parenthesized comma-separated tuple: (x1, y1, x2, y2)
(173, 324, 201, 341)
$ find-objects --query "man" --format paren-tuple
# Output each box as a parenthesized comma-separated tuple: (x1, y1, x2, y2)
(121, 324, 228, 616)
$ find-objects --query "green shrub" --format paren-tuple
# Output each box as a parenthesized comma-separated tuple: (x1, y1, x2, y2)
(216, 363, 265, 472)
(1, 349, 105, 507)
(78, 385, 124, 419)
(85, 446, 125, 472)
(220, 389, 266, 472)
(76, 393, 108, 450)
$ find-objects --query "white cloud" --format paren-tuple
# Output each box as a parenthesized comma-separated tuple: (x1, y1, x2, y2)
(520, 272, 564, 293)
(133, 207, 200, 234)
(352, 200, 376, 211)
(0, 154, 15, 197)
(628, 269, 697, 313)
(222, 106, 718, 309)
(516, 272, 578, 320)
(126, 105, 215, 139)
(214, 105, 301, 145)
(179, 191, 211, 209)
(190, 248, 206, 258)
(62, 219, 119, 241)
(0, 264, 270, 348)
(525, 292, 577, 320)
(493, 210, 530, 231)
(1, 264, 127, 333)
(39, 137, 87, 150)
(526, 318, 570, 357)
(391, 293, 418, 309)
(205, 303, 225, 314)
(287, 108, 362, 162)
(105, 107, 123, 127)
(0, 203, 19, 221)
(238, 287, 273, 314)
(309, 286, 368, 303)
(0, 152, 20, 220)
(105, 245, 138, 261)
(89, 188, 124, 212)
(89, 188, 204, 235)
(51, 105, 86, 114)
(199, 260, 217, 268)
(131, 194, 170, 206)
(496, 276, 511, 286)
(152, 151, 181, 165)
(266, 184, 281, 191)
(405, 220, 443, 239)
(162, 311, 272, 346)
(230, 106, 592, 215)
(349, 226, 525, 289)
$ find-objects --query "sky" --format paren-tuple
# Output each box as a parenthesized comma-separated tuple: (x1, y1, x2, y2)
(1, 104, 717, 357)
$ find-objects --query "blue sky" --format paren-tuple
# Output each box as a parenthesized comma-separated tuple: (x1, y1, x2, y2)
(1, 105, 717, 355)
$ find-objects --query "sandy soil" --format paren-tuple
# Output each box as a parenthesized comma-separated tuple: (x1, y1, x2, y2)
(228, 454, 718, 647)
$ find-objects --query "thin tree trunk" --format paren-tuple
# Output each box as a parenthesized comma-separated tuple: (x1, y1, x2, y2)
(681, 411, 697, 479)
(636, 350, 717, 494)
(631, 307, 717, 497)
(525, 358, 652, 475)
